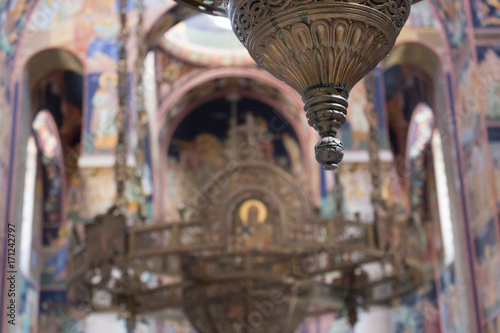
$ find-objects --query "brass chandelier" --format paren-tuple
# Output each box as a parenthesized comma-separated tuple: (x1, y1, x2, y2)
(173, 0, 413, 170)
(66, 0, 424, 332)
(67, 75, 424, 332)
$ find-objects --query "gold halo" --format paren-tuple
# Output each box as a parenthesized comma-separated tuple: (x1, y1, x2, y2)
(98, 71, 118, 87)
(195, 133, 222, 155)
(254, 116, 269, 128)
(239, 199, 267, 224)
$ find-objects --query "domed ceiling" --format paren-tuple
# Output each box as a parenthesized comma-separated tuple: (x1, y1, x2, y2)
(163, 14, 254, 66)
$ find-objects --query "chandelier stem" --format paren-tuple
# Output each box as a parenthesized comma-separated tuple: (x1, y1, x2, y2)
(303, 87, 348, 170)
(364, 70, 381, 248)
(125, 316, 137, 333)
(333, 169, 345, 218)
(114, 0, 130, 212)
(133, 0, 148, 225)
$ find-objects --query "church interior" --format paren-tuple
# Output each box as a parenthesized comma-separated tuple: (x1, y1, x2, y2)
(1, 0, 500, 332)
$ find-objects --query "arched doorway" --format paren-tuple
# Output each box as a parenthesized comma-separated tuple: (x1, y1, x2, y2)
(14, 49, 84, 332)
(384, 43, 475, 332)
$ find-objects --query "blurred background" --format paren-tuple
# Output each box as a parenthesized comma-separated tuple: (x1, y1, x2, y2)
(1, 0, 500, 332)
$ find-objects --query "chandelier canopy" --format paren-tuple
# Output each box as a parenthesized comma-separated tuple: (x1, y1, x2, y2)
(173, 0, 412, 169)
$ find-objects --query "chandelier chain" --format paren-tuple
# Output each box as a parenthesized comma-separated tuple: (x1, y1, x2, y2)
(114, 0, 130, 212)
(364, 70, 383, 208)
(333, 169, 344, 218)
(364, 69, 383, 250)
(132, 0, 148, 224)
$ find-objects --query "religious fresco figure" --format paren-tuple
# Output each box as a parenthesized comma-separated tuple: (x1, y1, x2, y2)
(282, 133, 302, 176)
(406, 1, 439, 28)
(6, 0, 29, 46)
(433, 0, 467, 48)
(473, 0, 500, 26)
(235, 199, 273, 252)
(33, 112, 65, 226)
(173, 139, 199, 175)
(477, 49, 500, 121)
(474, 220, 500, 319)
(346, 80, 370, 150)
(66, 170, 89, 223)
(85, 0, 119, 61)
(466, 139, 495, 229)
(487, 83, 500, 120)
(41, 226, 68, 286)
(51, 0, 84, 24)
(172, 133, 224, 179)
(166, 97, 303, 231)
(251, 115, 275, 162)
(195, 133, 225, 172)
(91, 71, 119, 152)
(38, 291, 67, 332)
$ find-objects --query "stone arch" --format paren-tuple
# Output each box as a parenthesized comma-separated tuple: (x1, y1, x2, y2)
(145, 3, 200, 49)
(156, 68, 318, 217)
(382, 43, 447, 187)
(24, 48, 85, 90)
(158, 69, 306, 156)
(11, 48, 84, 229)
(384, 42, 443, 99)
(383, 42, 477, 331)
(144, 7, 319, 216)
(6, 47, 85, 332)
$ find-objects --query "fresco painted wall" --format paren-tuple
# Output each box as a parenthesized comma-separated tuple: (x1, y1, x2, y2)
(1, 1, 172, 331)
(430, 0, 470, 79)
(165, 96, 303, 221)
(488, 127, 500, 207)
(459, 33, 500, 333)
(84, 71, 120, 155)
(474, 218, 500, 320)
(470, 13, 500, 288)
(1, 0, 500, 332)
(477, 46, 500, 124)
(392, 284, 441, 333)
(452, 58, 500, 331)
(320, 66, 389, 222)
(0, 2, 38, 331)
(428, 0, 500, 328)
(466, 0, 500, 324)
(471, 0, 500, 28)
(339, 67, 389, 151)
(0, 0, 35, 268)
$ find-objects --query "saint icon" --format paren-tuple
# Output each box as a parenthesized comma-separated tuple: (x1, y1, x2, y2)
(236, 199, 273, 252)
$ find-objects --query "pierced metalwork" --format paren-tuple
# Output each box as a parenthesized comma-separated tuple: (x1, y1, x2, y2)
(69, 160, 423, 330)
